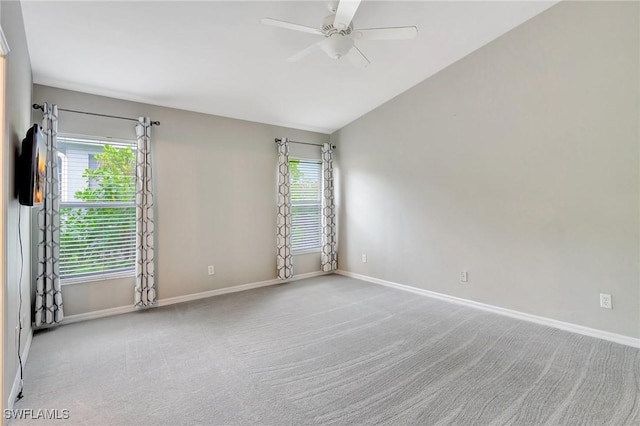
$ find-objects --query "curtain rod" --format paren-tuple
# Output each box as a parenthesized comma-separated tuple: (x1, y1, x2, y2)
(274, 138, 335, 149)
(32, 104, 160, 126)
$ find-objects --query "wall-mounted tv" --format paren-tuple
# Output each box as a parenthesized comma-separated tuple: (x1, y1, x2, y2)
(18, 124, 47, 206)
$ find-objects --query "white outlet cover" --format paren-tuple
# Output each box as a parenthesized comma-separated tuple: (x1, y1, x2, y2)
(599, 293, 612, 309)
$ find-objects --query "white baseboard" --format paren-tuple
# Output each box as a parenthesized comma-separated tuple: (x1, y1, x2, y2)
(61, 304, 138, 325)
(155, 270, 327, 307)
(8, 328, 33, 411)
(335, 270, 640, 349)
(62, 270, 331, 325)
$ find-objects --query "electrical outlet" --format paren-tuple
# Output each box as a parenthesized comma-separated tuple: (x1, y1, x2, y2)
(460, 271, 468, 283)
(207, 265, 215, 275)
(600, 293, 612, 309)
(361, 254, 367, 263)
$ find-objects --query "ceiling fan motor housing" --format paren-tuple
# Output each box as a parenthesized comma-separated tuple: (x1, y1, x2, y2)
(322, 14, 353, 36)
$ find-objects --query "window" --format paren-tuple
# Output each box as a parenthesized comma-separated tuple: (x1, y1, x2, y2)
(290, 158, 322, 253)
(58, 137, 137, 282)
(88, 153, 99, 170)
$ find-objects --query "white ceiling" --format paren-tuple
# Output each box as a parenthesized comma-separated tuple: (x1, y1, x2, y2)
(21, 1, 556, 134)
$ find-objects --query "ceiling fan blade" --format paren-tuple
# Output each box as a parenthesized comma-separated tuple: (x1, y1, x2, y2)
(260, 18, 324, 36)
(346, 44, 370, 68)
(287, 41, 322, 62)
(333, 0, 362, 31)
(353, 26, 418, 41)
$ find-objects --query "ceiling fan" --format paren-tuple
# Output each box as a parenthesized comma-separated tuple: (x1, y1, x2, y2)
(261, 0, 418, 68)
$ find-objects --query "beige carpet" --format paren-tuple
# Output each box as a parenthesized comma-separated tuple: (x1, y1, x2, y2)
(13, 274, 640, 425)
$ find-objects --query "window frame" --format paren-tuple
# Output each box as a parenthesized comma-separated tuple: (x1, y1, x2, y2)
(57, 135, 138, 285)
(289, 156, 323, 255)
(57, 152, 68, 201)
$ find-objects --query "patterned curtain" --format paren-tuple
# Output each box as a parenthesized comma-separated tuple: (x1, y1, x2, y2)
(276, 138, 292, 279)
(35, 103, 64, 326)
(321, 143, 337, 271)
(134, 117, 156, 307)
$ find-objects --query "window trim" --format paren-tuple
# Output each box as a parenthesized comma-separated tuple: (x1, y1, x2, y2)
(57, 135, 138, 284)
(61, 269, 135, 286)
(58, 134, 136, 148)
(57, 152, 68, 201)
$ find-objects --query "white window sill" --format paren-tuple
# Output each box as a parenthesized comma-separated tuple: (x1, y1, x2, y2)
(292, 248, 321, 256)
(61, 270, 135, 286)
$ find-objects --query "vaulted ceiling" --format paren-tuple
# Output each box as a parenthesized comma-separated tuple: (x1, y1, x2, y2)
(21, 1, 556, 134)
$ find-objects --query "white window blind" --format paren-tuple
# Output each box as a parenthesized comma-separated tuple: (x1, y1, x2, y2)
(290, 159, 322, 252)
(57, 137, 137, 281)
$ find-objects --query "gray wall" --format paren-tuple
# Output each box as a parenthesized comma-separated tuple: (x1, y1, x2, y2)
(33, 85, 329, 316)
(2, 0, 33, 407)
(332, 1, 640, 338)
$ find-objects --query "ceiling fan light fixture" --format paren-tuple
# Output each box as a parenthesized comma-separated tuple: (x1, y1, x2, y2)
(320, 34, 354, 59)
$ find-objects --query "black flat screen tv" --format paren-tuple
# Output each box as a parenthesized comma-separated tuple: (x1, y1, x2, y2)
(18, 124, 46, 206)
